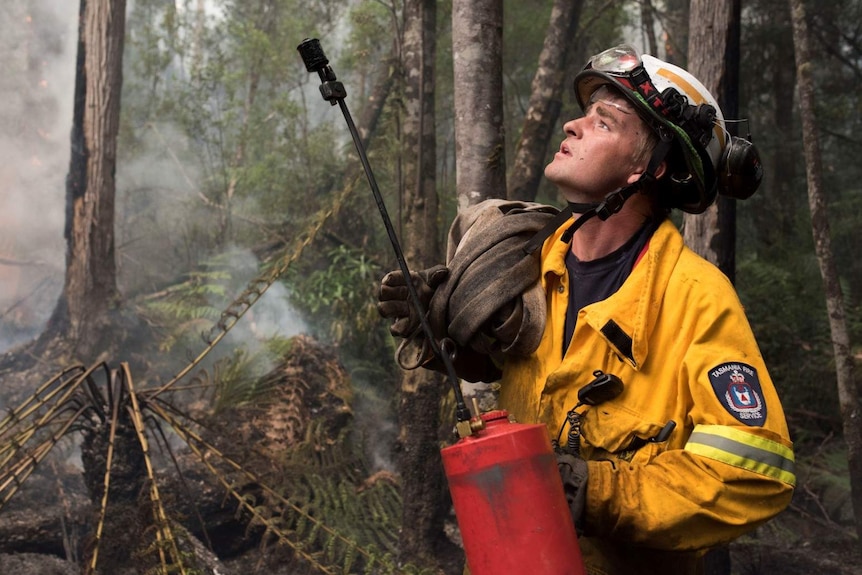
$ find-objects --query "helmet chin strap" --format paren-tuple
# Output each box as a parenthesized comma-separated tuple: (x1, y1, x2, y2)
(559, 183, 642, 243)
(523, 136, 672, 255)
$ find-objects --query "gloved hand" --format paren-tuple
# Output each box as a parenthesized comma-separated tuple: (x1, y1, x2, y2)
(376, 264, 449, 338)
(556, 451, 589, 534)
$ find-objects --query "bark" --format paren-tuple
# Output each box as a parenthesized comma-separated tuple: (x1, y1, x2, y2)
(397, 1, 460, 572)
(685, 5, 741, 569)
(789, 0, 862, 556)
(451, 0, 506, 209)
(357, 48, 397, 149)
(401, 0, 439, 260)
(46, 0, 125, 361)
(507, 0, 583, 202)
(683, 0, 740, 283)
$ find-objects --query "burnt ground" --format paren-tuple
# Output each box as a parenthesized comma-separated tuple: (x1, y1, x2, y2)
(0, 433, 858, 574)
(0, 486, 862, 575)
(0, 335, 859, 574)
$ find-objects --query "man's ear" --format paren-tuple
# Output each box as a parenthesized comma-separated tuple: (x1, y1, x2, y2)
(626, 159, 667, 185)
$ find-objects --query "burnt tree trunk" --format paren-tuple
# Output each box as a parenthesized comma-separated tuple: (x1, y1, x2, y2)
(45, 0, 125, 362)
(507, 0, 583, 202)
(81, 412, 149, 574)
(451, 0, 505, 209)
(789, 0, 862, 557)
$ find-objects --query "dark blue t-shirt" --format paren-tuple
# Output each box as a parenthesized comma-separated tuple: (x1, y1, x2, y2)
(562, 218, 662, 355)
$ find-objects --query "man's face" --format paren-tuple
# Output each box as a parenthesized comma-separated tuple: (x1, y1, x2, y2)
(545, 86, 653, 203)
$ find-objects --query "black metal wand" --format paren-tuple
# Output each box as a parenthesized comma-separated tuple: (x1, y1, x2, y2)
(296, 38, 473, 428)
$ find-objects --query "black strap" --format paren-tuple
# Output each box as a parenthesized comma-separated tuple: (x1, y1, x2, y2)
(523, 204, 574, 255)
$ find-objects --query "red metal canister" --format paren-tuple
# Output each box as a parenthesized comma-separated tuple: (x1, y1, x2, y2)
(441, 410, 586, 575)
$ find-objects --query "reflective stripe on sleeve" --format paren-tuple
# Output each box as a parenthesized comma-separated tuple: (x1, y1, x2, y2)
(684, 424, 796, 486)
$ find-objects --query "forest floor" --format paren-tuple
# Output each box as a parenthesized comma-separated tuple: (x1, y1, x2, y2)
(728, 433, 862, 575)
(0, 337, 859, 575)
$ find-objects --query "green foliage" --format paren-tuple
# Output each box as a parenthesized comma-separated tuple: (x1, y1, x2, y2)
(205, 339, 297, 414)
(342, 0, 393, 74)
(736, 254, 841, 431)
(138, 268, 230, 353)
(136, 247, 295, 355)
(121, 0, 352, 256)
(286, 244, 388, 355)
(120, 0, 405, 375)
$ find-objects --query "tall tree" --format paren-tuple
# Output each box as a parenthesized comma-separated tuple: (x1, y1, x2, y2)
(396, 0, 459, 571)
(640, 0, 658, 56)
(451, 0, 506, 208)
(757, 0, 798, 255)
(789, 0, 862, 554)
(507, 0, 583, 202)
(683, 0, 740, 281)
(44, 0, 126, 361)
(684, 5, 741, 570)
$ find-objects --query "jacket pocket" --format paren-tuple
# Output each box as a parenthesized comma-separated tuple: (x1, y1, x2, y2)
(579, 404, 669, 464)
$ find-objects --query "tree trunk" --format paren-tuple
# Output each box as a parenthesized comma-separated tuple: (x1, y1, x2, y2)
(760, 6, 798, 254)
(451, 0, 506, 209)
(357, 47, 397, 149)
(683, 0, 740, 282)
(684, 5, 740, 571)
(397, 1, 460, 572)
(640, 0, 658, 57)
(507, 0, 583, 202)
(46, 0, 125, 362)
(789, 0, 862, 556)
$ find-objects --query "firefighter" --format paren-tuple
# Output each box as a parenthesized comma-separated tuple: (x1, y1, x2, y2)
(378, 44, 795, 575)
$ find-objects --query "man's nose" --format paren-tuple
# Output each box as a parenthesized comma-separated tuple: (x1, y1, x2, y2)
(563, 118, 580, 137)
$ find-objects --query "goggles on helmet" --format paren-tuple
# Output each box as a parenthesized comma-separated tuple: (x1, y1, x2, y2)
(586, 45, 686, 126)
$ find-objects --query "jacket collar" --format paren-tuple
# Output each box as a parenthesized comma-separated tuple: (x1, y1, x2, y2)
(541, 217, 684, 369)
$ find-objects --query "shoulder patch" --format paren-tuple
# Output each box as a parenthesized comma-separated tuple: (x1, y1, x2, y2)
(708, 362, 767, 426)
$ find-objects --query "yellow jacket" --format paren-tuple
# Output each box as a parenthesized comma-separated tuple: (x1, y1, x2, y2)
(498, 218, 795, 575)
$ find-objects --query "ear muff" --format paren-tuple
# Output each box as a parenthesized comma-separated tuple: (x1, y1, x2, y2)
(718, 136, 763, 200)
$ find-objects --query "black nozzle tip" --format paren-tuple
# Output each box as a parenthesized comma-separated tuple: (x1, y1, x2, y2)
(297, 38, 329, 73)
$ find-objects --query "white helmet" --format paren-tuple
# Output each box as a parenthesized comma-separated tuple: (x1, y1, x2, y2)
(573, 45, 759, 213)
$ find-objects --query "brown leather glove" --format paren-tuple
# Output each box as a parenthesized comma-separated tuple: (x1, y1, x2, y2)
(556, 451, 588, 535)
(376, 264, 448, 338)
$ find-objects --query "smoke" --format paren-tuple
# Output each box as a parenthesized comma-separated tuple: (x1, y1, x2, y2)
(0, 1, 78, 354)
(0, 1, 316, 356)
(217, 247, 309, 344)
